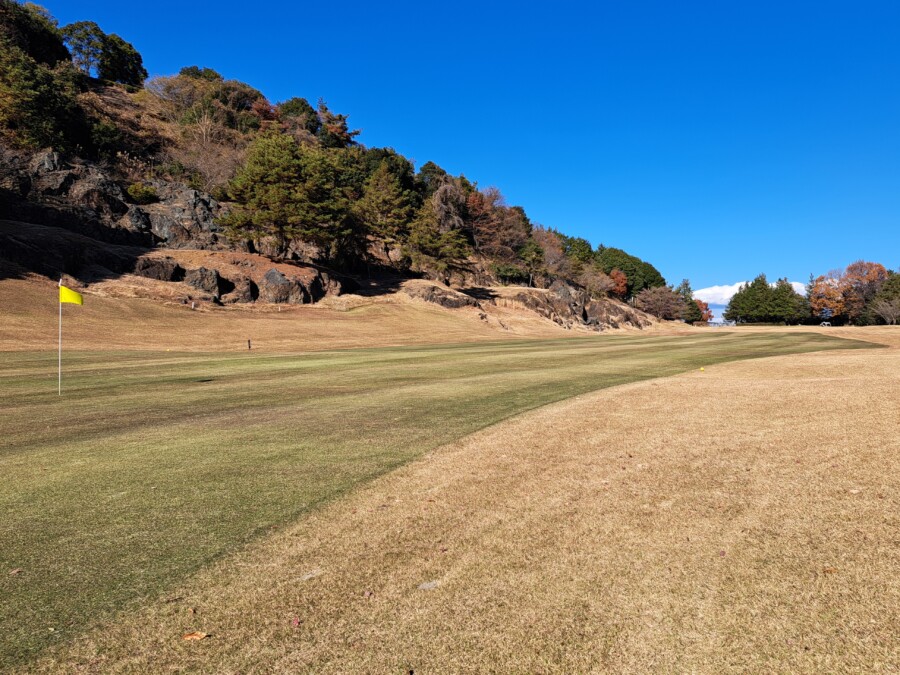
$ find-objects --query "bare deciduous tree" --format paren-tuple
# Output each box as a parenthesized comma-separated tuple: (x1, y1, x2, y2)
(635, 286, 685, 320)
(871, 298, 900, 325)
(431, 178, 466, 234)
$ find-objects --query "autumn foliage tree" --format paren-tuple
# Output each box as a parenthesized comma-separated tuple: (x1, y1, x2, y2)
(807, 261, 888, 324)
(695, 298, 713, 321)
(635, 286, 684, 320)
(842, 260, 889, 323)
(609, 269, 628, 298)
(465, 188, 531, 261)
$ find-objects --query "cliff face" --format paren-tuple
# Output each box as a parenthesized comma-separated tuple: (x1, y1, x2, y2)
(0, 145, 351, 305)
(0, 148, 225, 248)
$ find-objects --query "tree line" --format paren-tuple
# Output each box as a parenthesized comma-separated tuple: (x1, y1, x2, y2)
(724, 262, 900, 325)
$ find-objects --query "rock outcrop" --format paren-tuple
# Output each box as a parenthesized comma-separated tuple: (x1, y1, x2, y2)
(0, 148, 226, 249)
(257, 267, 342, 304)
(506, 280, 651, 330)
(403, 282, 480, 309)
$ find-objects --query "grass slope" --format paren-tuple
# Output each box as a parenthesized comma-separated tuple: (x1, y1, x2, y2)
(0, 332, 873, 666)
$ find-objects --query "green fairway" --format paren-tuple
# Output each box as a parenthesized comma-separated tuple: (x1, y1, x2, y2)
(0, 331, 874, 666)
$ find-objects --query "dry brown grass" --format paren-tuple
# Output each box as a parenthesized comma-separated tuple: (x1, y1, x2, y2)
(1, 271, 704, 354)
(26, 327, 900, 673)
(0, 275, 562, 352)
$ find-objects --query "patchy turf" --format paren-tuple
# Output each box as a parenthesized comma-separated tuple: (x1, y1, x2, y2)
(22, 329, 898, 674)
(0, 331, 872, 668)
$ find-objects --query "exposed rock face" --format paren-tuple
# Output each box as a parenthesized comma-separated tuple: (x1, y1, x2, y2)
(221, 278, 259, 304)
(141, 181, 224, 248)
(507, 280, 651, 330)
(0, 148, 225, 249)
(404, 283, 479, 309)
(133, 256, 185, 282)
(257, 268, 341, 304)
(0, 219, 144, 280)
(184, 267, 222, 295)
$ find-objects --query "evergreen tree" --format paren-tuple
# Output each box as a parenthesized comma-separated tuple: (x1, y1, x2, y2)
(405, 203, 469, 281)
(517, 238, 544, 286)
(60, 20, 104, 75)
(0, 9, 87, 151)
(221, 131, 304, 256)
(0, 0, 70, 66)
(415, 161, 448, 199)
(316, 99, 359, 148)
(596, 247, 666, 297)
(675, 279, 702, 322)
(561, 235, 594, 273)
(223, 132, 360, 261)
(179, 65, 223, 81)
(354, 160, 413, 258)
(277, 96, 320, 135)
(97, 33, 146, 86)
(770, 278, 808, 324)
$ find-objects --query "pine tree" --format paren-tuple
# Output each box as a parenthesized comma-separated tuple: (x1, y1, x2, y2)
(354, 161, 413, 258)
(405, 203, 469, 282)
(221, 131, 304, 257)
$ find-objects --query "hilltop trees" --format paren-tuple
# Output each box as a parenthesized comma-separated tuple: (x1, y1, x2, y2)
(61, 20, 146, 86)
(0, 1, 91, 150)
(596, 246, 665, 297)
(97, 33, 146, 86)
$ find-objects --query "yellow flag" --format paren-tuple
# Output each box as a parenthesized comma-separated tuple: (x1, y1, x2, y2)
(59, 285, 83, 305)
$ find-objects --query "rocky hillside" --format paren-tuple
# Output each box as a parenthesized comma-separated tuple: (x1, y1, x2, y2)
(0, 146, 653, 332)
(0, 148, 224, 248)
(0, 1, 672, 332)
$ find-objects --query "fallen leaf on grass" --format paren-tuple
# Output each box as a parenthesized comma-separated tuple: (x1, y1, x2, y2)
(182, 631, 209, 641)
(9, 568, 22, 576)
(300, 569, 322, 581)
(823, 567, 838, 575)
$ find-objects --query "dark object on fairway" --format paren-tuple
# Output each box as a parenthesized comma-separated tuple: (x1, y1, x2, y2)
(248, 339, 251, 350)
(195, 379, 214, 383)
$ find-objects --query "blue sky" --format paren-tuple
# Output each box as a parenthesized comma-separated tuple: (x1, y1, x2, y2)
(47, 1, 900, 292)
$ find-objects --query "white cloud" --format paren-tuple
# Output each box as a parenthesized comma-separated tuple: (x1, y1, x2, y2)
(694, 280, 807, 305)
(694, 282, 747, 305)
(789, 281, 806, 295)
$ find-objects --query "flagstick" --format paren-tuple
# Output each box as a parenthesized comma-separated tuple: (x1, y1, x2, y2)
(58, 278, 62, 396)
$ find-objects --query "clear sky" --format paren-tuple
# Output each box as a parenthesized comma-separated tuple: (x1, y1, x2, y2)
(46, 0, 900, 291)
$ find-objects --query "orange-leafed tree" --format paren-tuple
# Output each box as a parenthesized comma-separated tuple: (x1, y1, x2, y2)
(609, 268, 628, 299)
(695, 298, 713, 321)
(809, 271, 846, 321)
(841, 260, 889, 322)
